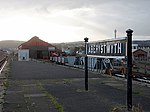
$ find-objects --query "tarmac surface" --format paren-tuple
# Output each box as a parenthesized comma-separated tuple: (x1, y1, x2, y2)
(3, 60, 150, 112)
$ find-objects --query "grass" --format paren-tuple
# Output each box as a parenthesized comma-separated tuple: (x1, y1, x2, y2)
(37, 82, 64, 112)
(133, 91, 140, 95)
(63, 79, 72, 85)
(44, 91, 64, 112)
(2, 61, 12, 89)
(3, 80, 9, 88)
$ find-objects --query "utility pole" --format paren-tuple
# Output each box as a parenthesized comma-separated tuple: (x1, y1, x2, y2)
(114, 29, 117, 38)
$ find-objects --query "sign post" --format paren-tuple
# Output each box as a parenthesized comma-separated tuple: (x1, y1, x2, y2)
(126, 29, 133, 111)
(84, 37, 89, 91)
(85, 33, 133, 110)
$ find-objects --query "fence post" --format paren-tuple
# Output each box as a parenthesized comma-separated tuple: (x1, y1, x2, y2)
(145, 65, 147, 75)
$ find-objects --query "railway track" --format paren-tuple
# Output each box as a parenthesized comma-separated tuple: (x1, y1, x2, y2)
(114, 72, 150, 84)
(112, 62, 150, 84)
(0, 57, 8, 74)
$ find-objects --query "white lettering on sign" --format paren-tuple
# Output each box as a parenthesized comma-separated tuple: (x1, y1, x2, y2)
(107, 45, 110, 53)
(114, 43, 117, 53)
(118, 43, 122, 53)
(88, 41, 125, 56)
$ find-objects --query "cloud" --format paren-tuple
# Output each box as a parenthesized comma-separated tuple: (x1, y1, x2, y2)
(0, 0, 150, 42)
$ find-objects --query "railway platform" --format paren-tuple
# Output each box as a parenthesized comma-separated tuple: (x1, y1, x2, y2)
(2, 60, 150, 112)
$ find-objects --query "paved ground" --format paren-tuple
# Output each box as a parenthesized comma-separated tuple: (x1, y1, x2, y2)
(3, 60, 150, 112)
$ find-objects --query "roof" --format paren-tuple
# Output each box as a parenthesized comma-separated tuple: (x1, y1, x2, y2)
(18, 36, 55, 49)
(132, 49, 137, 53)
(133, 49, 147, 54)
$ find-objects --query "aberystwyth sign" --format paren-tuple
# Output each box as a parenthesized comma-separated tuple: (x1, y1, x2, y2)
(87, 37, 127, 57)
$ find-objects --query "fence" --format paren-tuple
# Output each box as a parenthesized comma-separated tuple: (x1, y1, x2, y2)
(50, 56, 116, 75)
(49, 56, 150, 80)
(134, 57, 150, 62)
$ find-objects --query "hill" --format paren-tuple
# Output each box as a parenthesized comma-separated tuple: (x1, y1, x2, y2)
(0, 40, 24, 48)
(133, 40, 150, 47)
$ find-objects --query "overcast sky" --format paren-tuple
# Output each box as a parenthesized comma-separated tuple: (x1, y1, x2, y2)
(0, 0, 150, 43)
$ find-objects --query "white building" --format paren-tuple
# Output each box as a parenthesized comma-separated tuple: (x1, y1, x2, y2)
(18, 49, 29, 61)
(132, 44, 138, 50)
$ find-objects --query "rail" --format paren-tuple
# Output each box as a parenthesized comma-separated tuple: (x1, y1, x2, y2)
(0, 57, 8, 74)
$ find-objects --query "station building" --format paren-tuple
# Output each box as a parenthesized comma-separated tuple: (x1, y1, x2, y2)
(18, 36, 59, 61)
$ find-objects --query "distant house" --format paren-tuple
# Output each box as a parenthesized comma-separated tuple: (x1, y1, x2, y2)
(18, 36, 58, 60)
(133, 49, 147, 58)
(132, 41, 150, 59)
(132, 44, 138, 51)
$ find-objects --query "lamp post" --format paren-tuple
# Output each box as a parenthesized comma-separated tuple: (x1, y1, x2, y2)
(126, 29, 133, 111)
(84, 37, 89, 91)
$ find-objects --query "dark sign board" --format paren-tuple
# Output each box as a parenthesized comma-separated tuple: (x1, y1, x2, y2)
(87, 37, 127, 56)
